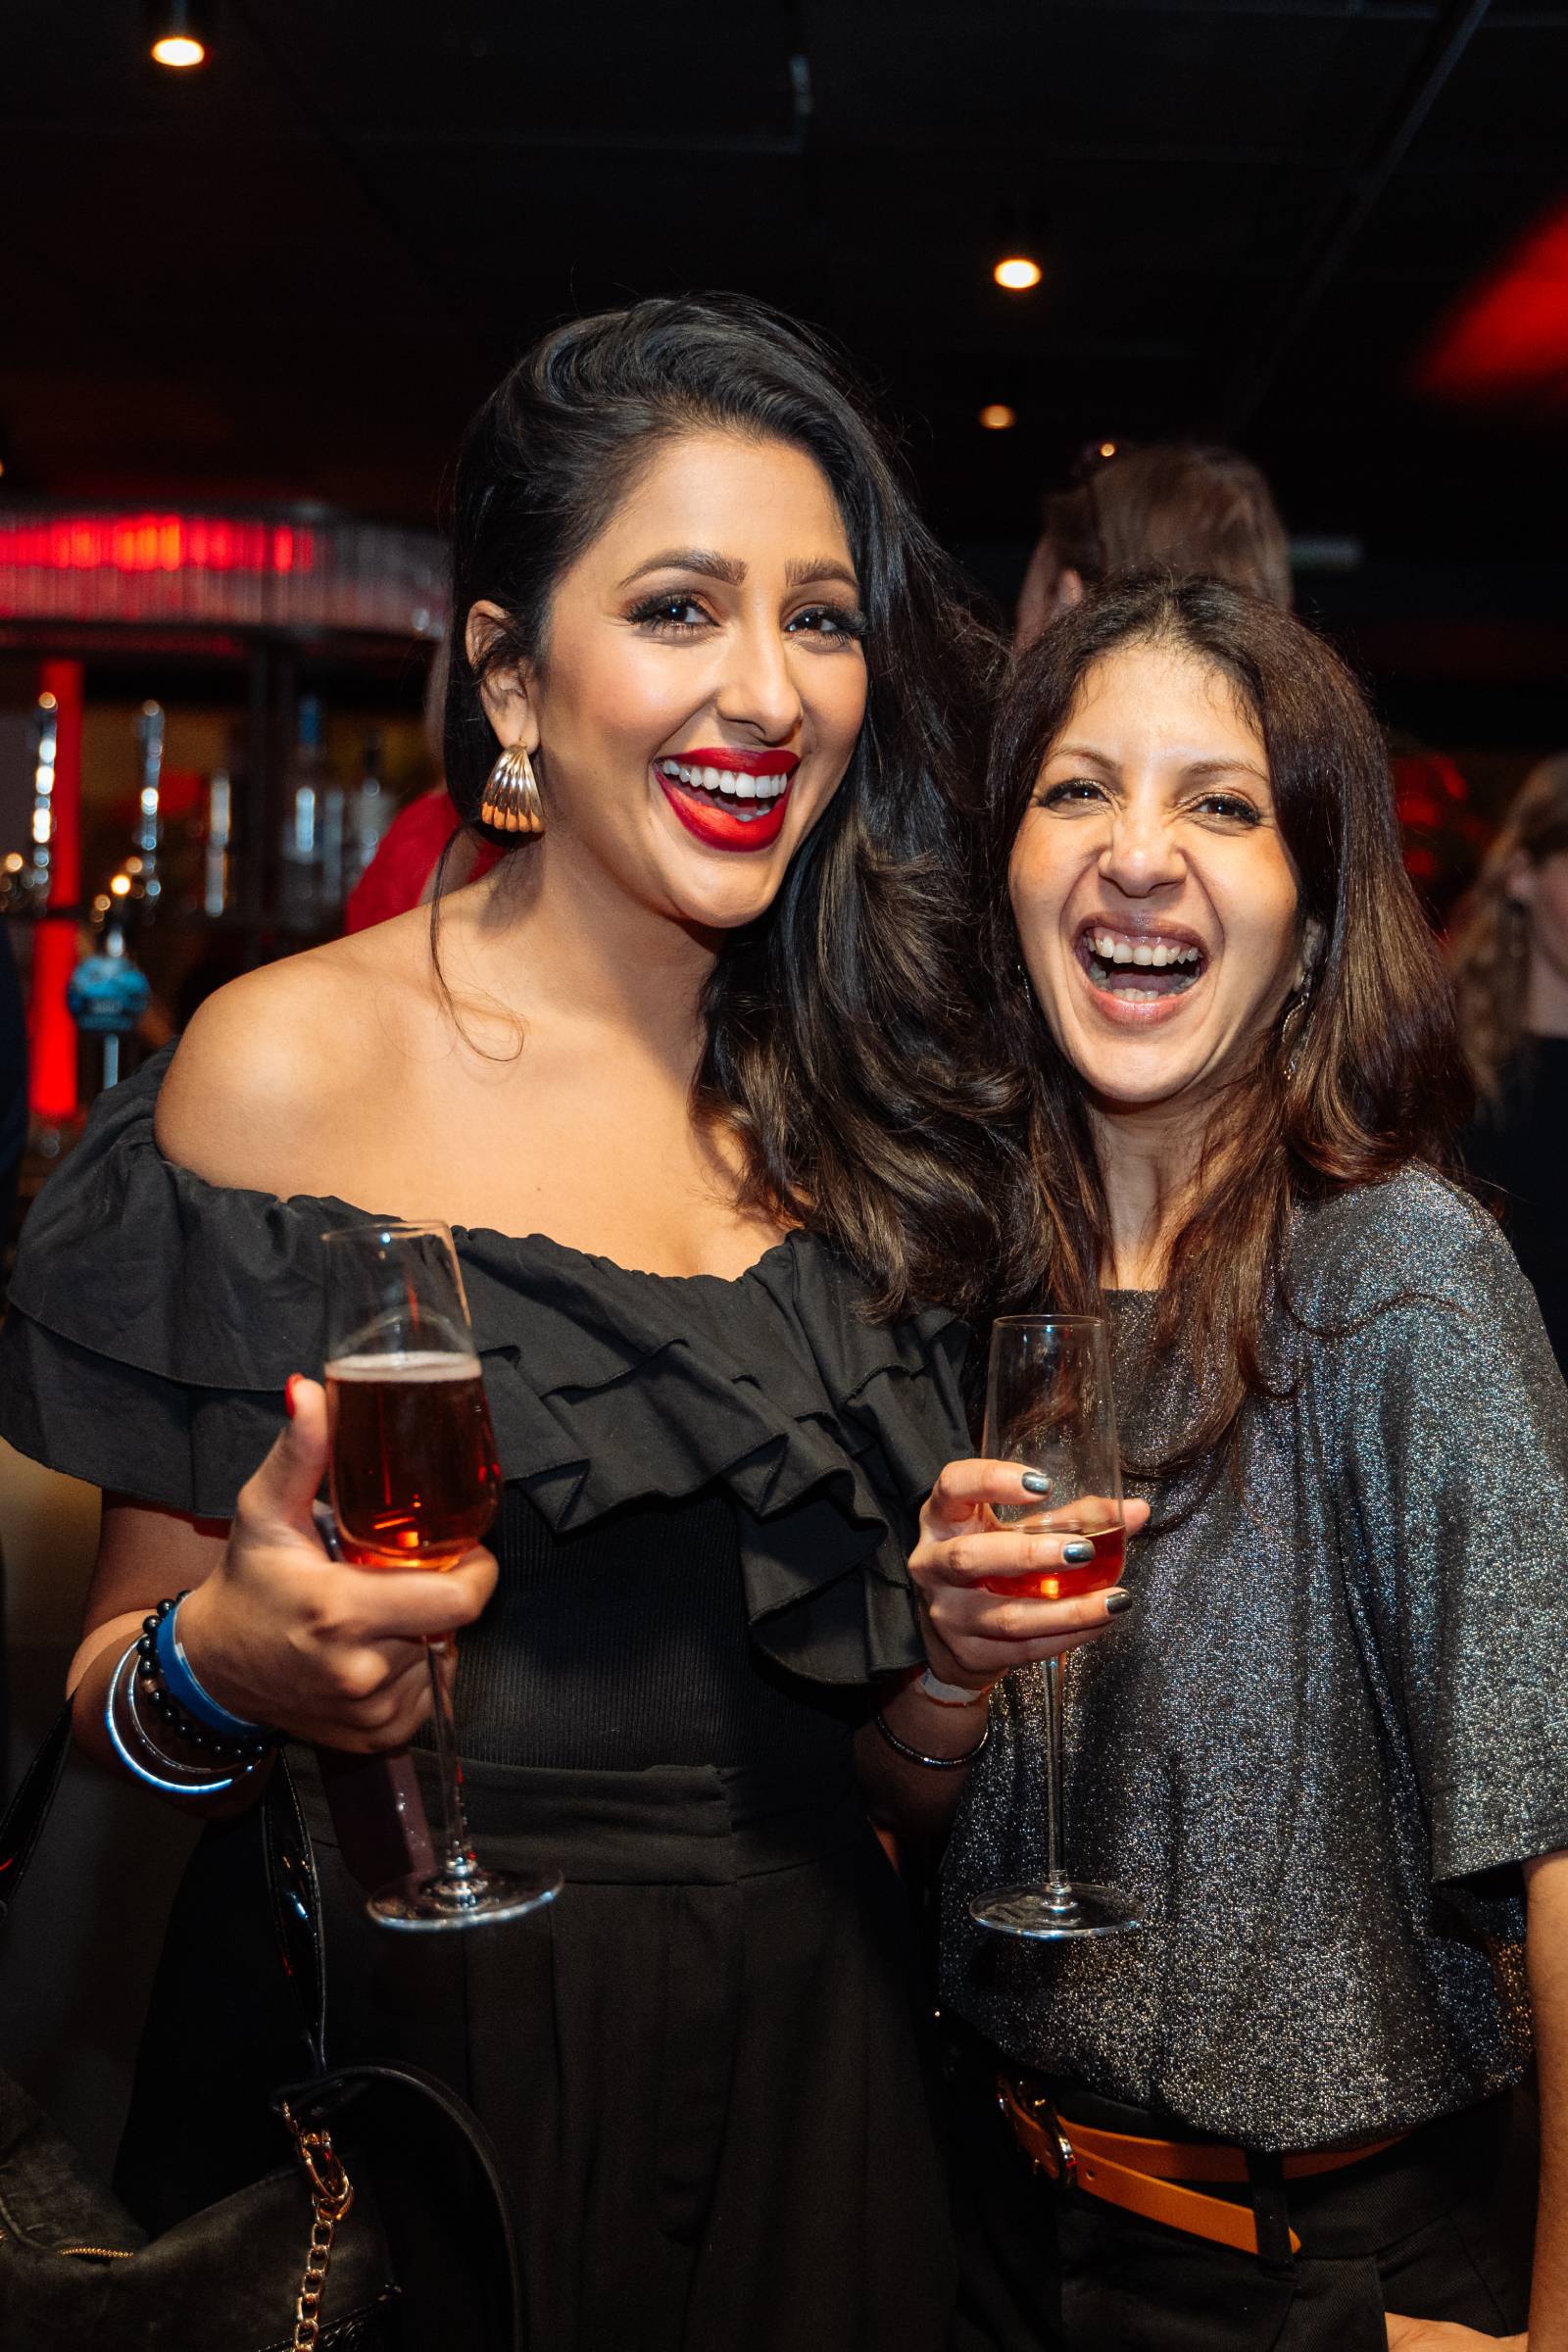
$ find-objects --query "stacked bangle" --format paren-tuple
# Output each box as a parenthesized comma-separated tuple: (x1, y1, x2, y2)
(135, 1593, 276, 1765)
(107, 1644, 271, 1797)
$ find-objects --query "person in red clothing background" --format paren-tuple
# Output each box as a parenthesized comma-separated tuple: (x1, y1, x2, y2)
(343, 645, 502, 932)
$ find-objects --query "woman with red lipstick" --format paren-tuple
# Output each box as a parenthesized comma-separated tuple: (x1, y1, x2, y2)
(0, 296, 1119, 2351)
(909, 576, 1568, 2349)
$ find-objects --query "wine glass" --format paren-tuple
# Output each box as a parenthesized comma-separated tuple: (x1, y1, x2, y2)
(968, 1313, 1140, 1942)
(321, 1219, 561, 1932)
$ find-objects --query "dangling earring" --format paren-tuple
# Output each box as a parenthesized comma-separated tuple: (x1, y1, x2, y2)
(1284, 918, 1324, 1080)
(480, 742, 545, 835)
(1283, 981, 1314, 1081)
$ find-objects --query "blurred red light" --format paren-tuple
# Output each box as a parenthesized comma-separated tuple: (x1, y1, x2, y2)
(0, 511, 317, 575)
(1417, 202, 1568, 413)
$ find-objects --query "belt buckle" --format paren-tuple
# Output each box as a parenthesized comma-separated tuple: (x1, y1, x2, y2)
(1001, 2076, 1078, 2191)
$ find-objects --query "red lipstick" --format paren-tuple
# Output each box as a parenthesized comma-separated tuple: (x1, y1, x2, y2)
(654, 746, 800, 856)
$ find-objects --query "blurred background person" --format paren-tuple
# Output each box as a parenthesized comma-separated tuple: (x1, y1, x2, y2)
(1452, 752, 1568, 1371)
(343, 642, 501, 932)
(1013, 442, 1292, 647)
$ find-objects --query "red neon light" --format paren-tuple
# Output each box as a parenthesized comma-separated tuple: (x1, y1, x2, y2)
(28, 921, 79, 1122)
(27, 660, 84, 1121)
(1416, 202, 1568, 412)
(0, 513, 318, 575)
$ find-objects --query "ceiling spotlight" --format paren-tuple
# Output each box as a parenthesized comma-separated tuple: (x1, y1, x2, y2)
(1098, 440, 1118, 459)
(994, 256, 1043, 292)
(978, 404, 1017, 431)
(148, 0, 210, 68)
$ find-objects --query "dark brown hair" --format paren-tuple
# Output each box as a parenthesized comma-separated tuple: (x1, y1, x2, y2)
(984, 573, 1471, 1476)
(1449, 753, 1568, 1103)
(441, 292, 1010, 1316)
(1042, 444, 1292, 612)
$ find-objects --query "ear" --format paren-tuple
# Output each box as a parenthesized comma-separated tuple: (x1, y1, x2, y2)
(465, 601, 540, 755)
(1294, 915, 1326, 994)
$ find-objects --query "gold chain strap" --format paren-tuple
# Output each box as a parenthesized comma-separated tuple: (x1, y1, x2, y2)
(280, 2102, 356, 2352)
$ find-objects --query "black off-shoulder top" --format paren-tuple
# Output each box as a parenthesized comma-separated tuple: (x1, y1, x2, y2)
(0, 1048, 971, 1772)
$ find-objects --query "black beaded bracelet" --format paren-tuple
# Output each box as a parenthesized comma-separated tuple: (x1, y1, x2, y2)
(872, 1708, 990, 1770)
(134, 1596, 278, 1765)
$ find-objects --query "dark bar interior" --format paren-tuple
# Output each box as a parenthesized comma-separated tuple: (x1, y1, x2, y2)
(2, 7, 1566, 2347)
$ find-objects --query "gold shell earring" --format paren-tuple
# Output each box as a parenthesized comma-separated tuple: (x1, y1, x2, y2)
(480, 742, 546, 835)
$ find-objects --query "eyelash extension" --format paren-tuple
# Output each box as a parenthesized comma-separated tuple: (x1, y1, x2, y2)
(626, 594, 711, 633)
(791, 601, 870, 643)
(625, 595, 870, 642)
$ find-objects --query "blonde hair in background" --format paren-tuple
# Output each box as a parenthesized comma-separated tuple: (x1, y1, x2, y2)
(1044, 444, 1293, 610)
(1450, 753, 1568, 1103)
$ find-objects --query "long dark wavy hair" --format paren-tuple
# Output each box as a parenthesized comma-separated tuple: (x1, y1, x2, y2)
(440, 292, 1008, 1316)
(983, 574, 1473, 1476)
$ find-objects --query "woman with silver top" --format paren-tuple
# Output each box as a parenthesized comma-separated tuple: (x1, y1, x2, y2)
(907, 576, 1568, 2348)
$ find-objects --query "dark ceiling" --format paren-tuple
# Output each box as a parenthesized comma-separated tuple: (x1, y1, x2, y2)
(4, 0, 1567, 614)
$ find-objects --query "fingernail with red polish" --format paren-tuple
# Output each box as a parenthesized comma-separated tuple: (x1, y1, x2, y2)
(284, 1375, 301, 1420)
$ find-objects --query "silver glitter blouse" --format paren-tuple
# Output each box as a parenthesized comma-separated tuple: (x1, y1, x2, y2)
(941, 1167, 1568, 2150)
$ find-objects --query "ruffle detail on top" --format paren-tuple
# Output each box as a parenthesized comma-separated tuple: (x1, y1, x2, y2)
(0, 1048, 971, 1687)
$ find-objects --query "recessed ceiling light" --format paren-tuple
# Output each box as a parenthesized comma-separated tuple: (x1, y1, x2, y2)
(979, 404, 1017, 431)
(1098, 441, 1118, 459)
(993, 256, 1043, 292)
(148, 1, 210, 68)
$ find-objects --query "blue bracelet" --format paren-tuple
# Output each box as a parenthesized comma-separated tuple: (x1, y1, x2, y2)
(154, 1595, 267, 1739)
(107, 1644, 251, 1798)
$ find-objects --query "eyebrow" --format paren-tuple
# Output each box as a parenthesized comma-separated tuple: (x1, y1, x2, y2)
(617, 548, 744, 589)
(1049, 743, 1270, 786)
(615, 548, 860, 595)
(786, 556, 860, 593)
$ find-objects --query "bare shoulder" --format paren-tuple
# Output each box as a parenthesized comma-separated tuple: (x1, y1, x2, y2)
(154, 912, 435, 1193)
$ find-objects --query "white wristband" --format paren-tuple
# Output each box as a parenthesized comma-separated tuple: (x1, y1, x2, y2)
(917, 1667, 990, 1709)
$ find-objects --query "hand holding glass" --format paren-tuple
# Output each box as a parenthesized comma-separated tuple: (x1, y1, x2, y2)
(322, 1220, 561, 1932)
(968, 1313, 1140, 1942)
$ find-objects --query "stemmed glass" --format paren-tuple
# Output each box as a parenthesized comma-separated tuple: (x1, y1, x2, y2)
(321, 1220, 561, 1932)
(968, 1313, 1141, 1942)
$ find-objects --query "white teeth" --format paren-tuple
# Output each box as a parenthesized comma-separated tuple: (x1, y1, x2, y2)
(660, 757, 791, 804)
(1087, 930, 1201, 968)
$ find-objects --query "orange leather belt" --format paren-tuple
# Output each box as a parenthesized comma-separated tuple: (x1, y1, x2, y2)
(999, 2076, 1407, 2259)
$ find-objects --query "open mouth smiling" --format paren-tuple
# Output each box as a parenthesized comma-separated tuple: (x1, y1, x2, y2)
(654, 749, 800, 852)
(1076, 921, 1209, 1010)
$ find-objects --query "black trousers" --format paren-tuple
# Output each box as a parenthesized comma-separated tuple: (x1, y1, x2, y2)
(944, 2035, 1536, 2352)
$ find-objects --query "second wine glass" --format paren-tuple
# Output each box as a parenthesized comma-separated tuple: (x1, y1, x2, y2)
(968, 1313, 1140, 1942)
(321, 1219, 561, 1932)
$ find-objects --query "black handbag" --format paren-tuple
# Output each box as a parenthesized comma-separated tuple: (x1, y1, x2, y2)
(0, 1707, 523, 2350)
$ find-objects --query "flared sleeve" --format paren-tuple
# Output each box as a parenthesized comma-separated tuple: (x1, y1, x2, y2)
(1304, 1168, 1568, 1887)
(1, 1048, 971, 1687)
